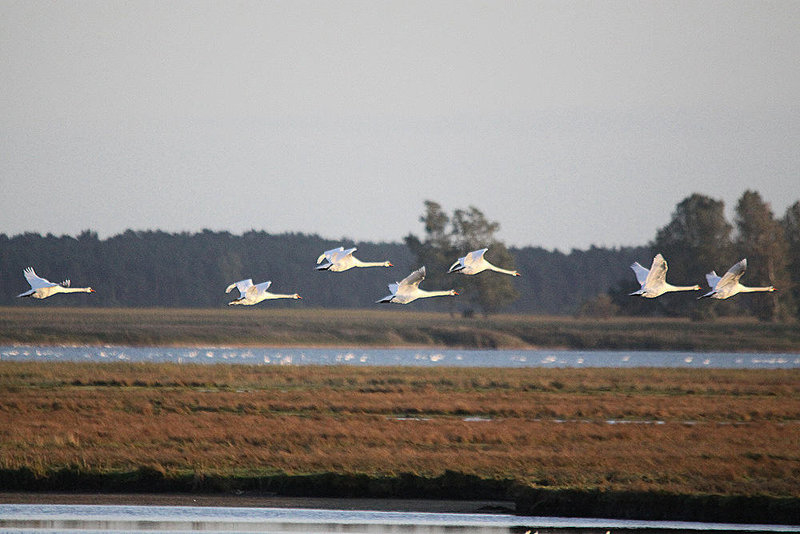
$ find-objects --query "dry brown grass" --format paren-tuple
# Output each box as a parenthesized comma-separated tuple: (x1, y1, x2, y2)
(1, 362, 799, 498)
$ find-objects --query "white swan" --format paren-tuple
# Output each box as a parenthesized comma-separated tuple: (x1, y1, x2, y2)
(16, 267, 95, 299)
(448, 248, 520, 276)
(377, 266, 458, 304)
(316, 246, 393, 272)
(629, 254, 701, 298)
(225, 279, 302, 306)
(699, 259, 776, 299)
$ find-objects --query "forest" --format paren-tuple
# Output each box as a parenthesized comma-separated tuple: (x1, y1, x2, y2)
(0, 229, 645, 315)
(1, 190, 798, 319)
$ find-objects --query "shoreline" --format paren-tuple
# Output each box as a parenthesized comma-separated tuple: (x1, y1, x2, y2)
(3, 491, 800, 531)
(2, 307, 799, 353)
(3, 341, 799, 355)
(0, 492, 515, 514)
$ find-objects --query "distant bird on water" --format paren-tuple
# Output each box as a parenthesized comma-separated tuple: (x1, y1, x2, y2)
(225, 279, 302, 306)
(16, 267, 95, 299)
(699, 259, 776, 300)
(448, 248, 520, 276)
(316, 246, 393, 272)
(377, 266, 458, 304)
(629, 254, 701, 298)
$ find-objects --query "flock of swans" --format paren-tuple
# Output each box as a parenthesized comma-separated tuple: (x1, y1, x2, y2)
(15, 246, 774, 305)
(630, 254, 775, 300)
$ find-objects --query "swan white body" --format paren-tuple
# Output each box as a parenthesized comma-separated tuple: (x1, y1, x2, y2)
(16, 267, 95, 299)
(699, 259, 776, 299)
(377, 266, 458, 304)
(225, 279, 302, 306)
(448, 248, 520, 276)
(316, 247, 392, 272)
(629, 254, 700, 298)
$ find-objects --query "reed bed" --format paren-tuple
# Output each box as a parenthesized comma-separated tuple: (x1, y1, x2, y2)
(1, 362, 799, 502)
(1, 306, 799, 351)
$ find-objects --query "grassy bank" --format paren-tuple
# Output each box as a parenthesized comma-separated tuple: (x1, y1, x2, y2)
(1, 362, 799, 523)
(1, 306, 799, 351)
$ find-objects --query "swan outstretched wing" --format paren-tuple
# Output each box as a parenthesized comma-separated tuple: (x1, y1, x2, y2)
(248, 280, 271, 298)
(717, 259, 747, 289)
(399, 267, 426, 289)
(226, 279, 253, 297)
(330, 247, 357, 264)
(629, 262, 650, 286)
(705, 271, 722, 289)
(23, 267, 55, 289)
(317, 247, 344, 264)
(448, 259, 464, 273)
(645, 254, 668, 286)
(465, 248, 489, 265)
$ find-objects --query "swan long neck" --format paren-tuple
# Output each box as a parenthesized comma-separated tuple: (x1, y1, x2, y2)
(665, 283, 701, 292)
(739, 285, 775, 293)
(354, 259, 391, 268)
(489, 264, 519, 276)
(355, 259, 387, 267)
(59, 287, 93, 294)
(417, 289, 456, 298)
(265, 292, 300, 300)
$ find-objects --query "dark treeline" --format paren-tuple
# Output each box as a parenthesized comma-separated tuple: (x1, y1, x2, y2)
(3, 191, 796, 318)
(506, 245, 646, 314)
(0, 229, 646, 314)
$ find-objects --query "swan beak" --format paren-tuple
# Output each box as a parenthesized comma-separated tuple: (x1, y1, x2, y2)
(514, 272, 520, 277)
(296, 295, 303, 299)
(453, 291, 459, 296)
(388, 262, 394, 267)
(89, 288, 96, 293)
(769, 287, 776, 292)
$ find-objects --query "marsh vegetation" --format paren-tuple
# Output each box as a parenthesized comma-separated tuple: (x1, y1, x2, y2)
(1, 362, 798, 512)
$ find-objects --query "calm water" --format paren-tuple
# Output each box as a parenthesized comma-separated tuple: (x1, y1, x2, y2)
(1, 345, 799, 368)
(1, 504, 798, 534)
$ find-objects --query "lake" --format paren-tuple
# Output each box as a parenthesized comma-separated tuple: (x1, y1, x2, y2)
(1, 345, 799, 368)
(1, 504, 799, 533)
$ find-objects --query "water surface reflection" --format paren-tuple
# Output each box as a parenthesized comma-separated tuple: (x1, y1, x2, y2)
(1, 504, 799, 533)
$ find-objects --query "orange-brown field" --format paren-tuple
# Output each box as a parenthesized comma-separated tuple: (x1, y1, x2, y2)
(1, 361, 799, 504)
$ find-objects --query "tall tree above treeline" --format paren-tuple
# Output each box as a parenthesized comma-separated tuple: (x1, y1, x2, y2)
(611, 191, 796, 321)
(648, 194, 735, 318)
(735, 191, 792, 321)
(405, 201, 519, 314)
(782, 201, 800, 319)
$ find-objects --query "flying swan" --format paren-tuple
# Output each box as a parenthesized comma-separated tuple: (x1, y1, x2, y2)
(225, 279, 302, 306)
(316, 246, 393, 272)
(448, 248, 520, 276)
(699, 259, 776, 299)
(377, 266, 458, 304)
(629, 254, 700, 298)
(16, 267, 95, 299)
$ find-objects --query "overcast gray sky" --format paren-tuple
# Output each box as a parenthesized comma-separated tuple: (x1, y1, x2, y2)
(2, 1, 798, 250)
